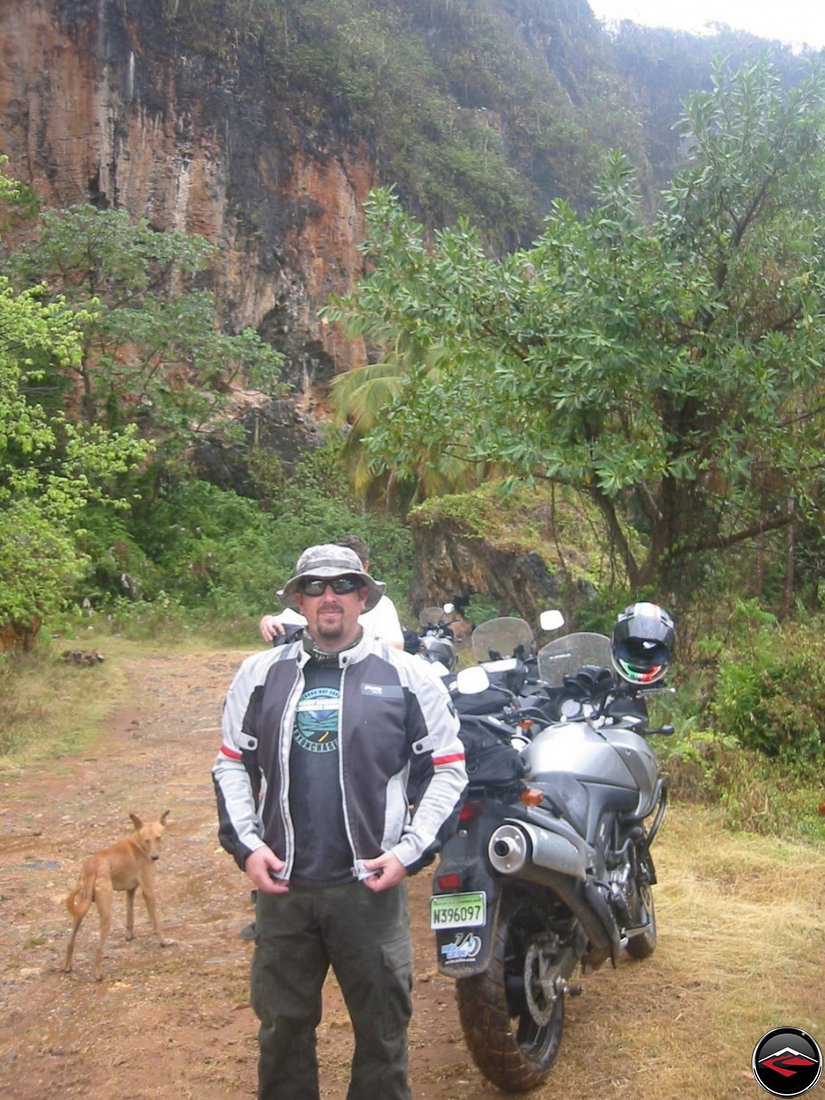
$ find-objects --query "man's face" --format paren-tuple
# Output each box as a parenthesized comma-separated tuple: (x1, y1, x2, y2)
(295, 574, 368, 651)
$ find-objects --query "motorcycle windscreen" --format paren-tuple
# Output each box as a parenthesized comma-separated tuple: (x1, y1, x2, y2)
(537, 632, 612, 686)
(471, 617, 534, 662)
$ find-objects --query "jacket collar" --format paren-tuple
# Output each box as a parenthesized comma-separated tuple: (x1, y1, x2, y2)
(297, 627, 370, 668)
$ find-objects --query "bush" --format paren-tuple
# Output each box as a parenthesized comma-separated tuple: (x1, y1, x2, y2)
(0, 501, 88, 638)
(658, 728, 825, 841)
(67, 474, 415, 631)
(710, 618, 825, 769)
(73, 504, 162, 605)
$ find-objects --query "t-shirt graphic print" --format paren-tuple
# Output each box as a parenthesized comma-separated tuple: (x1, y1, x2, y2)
(294, 687, 340, 753)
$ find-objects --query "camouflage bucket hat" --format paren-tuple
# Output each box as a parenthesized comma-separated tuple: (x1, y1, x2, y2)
(277, 544, 385, 612)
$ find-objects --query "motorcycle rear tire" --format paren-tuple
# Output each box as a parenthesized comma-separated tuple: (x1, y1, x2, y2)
(455, 895, 565, 1093)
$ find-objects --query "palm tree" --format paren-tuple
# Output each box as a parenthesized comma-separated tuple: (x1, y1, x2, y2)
(329, 340, 499, 511)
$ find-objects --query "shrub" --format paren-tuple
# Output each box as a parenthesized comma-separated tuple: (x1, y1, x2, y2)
(68, 474, 415, 630)
(710, 619, 825, 769)
(0, 501, 88, 641)
(658, 728, 825, 841)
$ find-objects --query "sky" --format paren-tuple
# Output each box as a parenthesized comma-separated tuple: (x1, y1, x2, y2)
(588, 1, 825, 52)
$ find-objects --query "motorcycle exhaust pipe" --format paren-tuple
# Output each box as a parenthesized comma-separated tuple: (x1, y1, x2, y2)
(488, 821, 587, 882)
(487, 821, 619, 968)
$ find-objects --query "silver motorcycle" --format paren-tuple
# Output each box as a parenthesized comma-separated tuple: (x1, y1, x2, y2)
(430, 607, 674, 1092)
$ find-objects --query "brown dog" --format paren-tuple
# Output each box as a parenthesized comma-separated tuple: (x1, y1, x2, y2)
(62, 810, 171, 980)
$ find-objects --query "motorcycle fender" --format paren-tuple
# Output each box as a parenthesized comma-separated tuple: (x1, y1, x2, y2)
(433, 859, 502, 978)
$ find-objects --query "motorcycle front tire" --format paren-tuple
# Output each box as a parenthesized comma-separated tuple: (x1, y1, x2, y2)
(455, 894, 565, 1093)
(624, 879, 657, 960)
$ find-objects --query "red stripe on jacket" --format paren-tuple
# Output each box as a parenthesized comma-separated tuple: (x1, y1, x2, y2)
(434, 751, 466, 766)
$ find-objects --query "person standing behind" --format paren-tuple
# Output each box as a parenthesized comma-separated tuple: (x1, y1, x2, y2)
(213, 543, 466, 1100)
(258, 533, 405, 649)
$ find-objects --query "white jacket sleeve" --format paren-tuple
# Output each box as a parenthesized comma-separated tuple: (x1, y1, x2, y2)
(389, 658, 466, 869)
(212, 652, 272, 867)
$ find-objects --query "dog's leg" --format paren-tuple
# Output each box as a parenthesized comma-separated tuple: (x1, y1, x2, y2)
(62, 868, 95, 975)
(92, 877, 114, 981)
(62, 908, 84, 973)
(140, 885, 171, 946)
(125, 885, 136, 941)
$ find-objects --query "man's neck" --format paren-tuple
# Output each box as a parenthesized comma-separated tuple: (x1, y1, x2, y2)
(303, 628, 363, 662)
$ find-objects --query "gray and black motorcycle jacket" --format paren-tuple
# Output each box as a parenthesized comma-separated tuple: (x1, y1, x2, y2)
(212, 632, 467, 880)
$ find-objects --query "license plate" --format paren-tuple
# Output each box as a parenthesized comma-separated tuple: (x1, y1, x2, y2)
(430, 891, 486, 930)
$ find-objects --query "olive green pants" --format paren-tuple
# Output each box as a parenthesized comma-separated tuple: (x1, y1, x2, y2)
(251, 880, 413, 1100)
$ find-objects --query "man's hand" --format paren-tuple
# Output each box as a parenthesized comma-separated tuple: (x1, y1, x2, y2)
(362, 851, 407, 892)
(245, 845, 289, 894)
(259, 614, 286, 643)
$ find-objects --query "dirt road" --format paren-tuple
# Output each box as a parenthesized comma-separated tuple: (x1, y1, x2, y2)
(0, 648, 822, 1099)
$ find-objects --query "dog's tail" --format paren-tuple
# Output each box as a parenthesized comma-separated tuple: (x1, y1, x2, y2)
(66, 863, 96, 917)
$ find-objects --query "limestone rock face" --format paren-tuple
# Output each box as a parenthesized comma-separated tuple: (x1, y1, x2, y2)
(0, 0, 372, 394)
(409, 515, 564, 629)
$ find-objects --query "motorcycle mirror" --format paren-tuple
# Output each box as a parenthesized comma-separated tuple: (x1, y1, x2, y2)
(453, 666, 490, 695)
(539, 609, 565, 633)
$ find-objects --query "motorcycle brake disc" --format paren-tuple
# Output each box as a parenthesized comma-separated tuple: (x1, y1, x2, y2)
(523, 940, 559, 1027)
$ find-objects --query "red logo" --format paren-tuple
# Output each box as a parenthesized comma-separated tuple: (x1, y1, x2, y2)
(752, 1028, 822, 1097)
(759, 1049, 818, 1078)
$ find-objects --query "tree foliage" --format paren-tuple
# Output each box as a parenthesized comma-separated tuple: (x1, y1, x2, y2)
(329, 356, 502, 509)
(325, 58, 825, 599)
(606, 22, 811, 192)
(0, 165, 150, 640)
(0, 164, 288, 640)
(7, 204, 284, 462)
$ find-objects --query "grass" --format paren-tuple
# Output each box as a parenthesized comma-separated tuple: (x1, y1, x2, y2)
(0, 633, 822, 1100)
(651, 810, 825, 1090)
(659, 730, 825, 844)
(0, 625, 247, 774)
(539, 806, 825, 1100)
(3, 624, 824, 844)
(0, 642, 124, 767)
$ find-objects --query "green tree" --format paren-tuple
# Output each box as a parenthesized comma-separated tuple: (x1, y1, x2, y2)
(0, 181, 288, 620)
(326, 58, 825, 599)
(0, 166, 150, 644)
(7, 204, 284, 462)
(329, 355, 500, 509)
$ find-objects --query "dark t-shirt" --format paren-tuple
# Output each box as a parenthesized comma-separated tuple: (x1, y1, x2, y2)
(288, 660, 355, 886)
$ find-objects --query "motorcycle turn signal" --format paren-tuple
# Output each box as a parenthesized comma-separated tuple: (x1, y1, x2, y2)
(519, 787, 545, 807)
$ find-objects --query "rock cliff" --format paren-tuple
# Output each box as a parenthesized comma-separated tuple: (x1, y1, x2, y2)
(0, 0, 371, 398)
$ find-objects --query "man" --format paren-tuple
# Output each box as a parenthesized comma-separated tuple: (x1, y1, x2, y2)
(213, 544, 466, 1100)
(258, 533, 405, 649)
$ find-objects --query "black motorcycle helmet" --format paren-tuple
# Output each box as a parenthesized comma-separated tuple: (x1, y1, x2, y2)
(611, 602, 675, 685)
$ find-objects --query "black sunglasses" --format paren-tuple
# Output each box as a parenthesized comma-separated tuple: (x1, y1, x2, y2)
(299, 575, 362, 596)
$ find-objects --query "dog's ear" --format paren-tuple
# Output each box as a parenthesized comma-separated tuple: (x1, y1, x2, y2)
(129, 812, 143, 831)
(160, 810, 170, 826)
